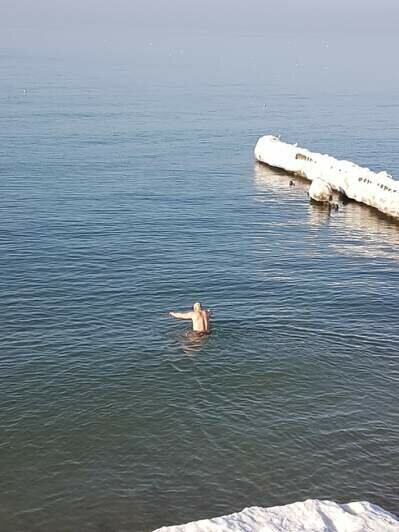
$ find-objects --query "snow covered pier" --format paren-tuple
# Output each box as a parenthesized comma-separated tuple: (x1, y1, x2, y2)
(154, 499, 399, 531)
(254, 135, 399, 219)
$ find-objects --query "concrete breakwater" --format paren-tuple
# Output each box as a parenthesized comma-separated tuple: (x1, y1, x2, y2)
(254, 135, 399, 218)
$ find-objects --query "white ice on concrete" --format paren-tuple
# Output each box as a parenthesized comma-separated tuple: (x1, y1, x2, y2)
(154, 499, 399, 532)
(254, 135, 399, 218)
(309, 178, 333, 203)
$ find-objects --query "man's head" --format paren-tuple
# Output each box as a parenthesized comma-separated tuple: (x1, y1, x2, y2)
(193, 302, 202, 312)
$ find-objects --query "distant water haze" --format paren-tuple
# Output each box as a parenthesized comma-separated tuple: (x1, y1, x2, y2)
(2, 0, 399, 54)
(2, 0, 399, 34)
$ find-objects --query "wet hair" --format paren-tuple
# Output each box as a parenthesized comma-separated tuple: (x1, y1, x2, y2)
(193, 302, 202, 311)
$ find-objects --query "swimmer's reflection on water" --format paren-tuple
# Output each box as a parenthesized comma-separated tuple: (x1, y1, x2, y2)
(169, 302, 211, 336)
(180, 329, 211, 356)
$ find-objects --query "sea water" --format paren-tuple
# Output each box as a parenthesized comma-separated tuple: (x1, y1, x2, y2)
(1, 32, 399, 531)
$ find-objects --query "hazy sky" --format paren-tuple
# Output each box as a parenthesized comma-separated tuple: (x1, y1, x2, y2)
(2, 0, 399, 43)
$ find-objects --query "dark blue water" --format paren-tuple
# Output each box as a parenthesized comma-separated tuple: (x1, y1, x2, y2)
(1, 33, 399, 531)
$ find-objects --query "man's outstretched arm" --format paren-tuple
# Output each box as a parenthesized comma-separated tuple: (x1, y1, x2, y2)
(169, 311, 193, 320)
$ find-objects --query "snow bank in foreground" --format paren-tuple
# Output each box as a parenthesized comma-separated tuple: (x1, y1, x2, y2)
(153, 500, 399, 532)
(254, 135, 399, 218)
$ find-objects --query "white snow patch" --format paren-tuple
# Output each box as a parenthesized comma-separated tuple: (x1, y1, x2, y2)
(153, 499, 399, 532)
(309, 178, 333, 202)
(254, 135, 399, 218)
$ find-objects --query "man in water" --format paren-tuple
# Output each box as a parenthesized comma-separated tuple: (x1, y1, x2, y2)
(169, 302, 211, 335)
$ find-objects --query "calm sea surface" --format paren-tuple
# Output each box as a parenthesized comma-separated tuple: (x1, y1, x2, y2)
(1, 33, 399, 531)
